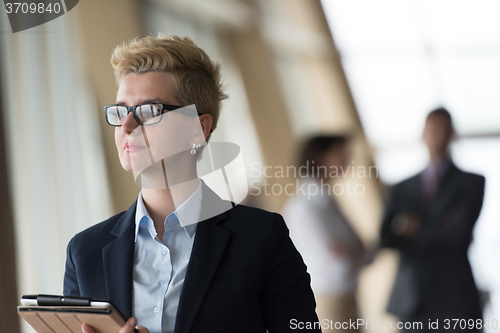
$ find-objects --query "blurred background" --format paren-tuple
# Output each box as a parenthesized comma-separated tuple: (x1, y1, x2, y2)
(0, 0, 499, 332)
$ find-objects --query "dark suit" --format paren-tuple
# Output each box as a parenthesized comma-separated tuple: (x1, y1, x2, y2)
(64, 183, 320, 333)
(380, 163, 484, 331)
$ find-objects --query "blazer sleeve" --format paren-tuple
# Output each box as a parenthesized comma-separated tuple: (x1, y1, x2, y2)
(261, 213, 321, 333)
(381, 174, 485, 253)
(380, 184, 407, 250)
(63, 237, 81, 297)
(413, 175, 485, 252)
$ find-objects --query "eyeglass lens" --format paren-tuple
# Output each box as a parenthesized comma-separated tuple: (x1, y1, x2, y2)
(106, 104, 163, 126)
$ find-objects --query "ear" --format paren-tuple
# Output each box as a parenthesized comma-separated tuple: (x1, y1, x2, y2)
(197, 114, 213, 142)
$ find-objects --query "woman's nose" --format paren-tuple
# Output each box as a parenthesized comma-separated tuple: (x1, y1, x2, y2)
(121, 112, 140, 134)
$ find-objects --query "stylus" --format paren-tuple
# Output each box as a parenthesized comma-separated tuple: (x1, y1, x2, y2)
(36, 295, 91, 306)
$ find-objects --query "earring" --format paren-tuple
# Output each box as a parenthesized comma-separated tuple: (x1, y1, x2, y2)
(190, 143, 201, 155)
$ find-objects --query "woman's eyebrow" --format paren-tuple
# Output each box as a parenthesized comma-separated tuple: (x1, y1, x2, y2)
(114, 99, 166, 105)
(141, 99, 166, 104)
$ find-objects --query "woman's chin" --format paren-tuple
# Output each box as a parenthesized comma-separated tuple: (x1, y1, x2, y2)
(120, 157, 152, 173)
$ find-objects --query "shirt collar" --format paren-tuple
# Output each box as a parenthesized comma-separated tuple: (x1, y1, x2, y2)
(134, 179, 202, 242)
(422, 156, 452, 180)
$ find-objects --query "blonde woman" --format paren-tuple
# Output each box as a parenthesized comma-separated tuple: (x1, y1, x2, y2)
(64, 35, 320, 333)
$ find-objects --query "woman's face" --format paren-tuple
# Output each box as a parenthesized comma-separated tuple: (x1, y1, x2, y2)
(114, 72, 200, 173)
(321, 144, 348, 173)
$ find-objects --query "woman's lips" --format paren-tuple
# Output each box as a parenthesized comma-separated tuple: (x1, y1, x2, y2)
(124, 142, 146, 152)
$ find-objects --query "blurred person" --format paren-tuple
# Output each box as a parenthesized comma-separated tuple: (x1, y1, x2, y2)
(380, 108, 485, 332)
(64, 34, 320, 333)
(282, 135, 367, 332)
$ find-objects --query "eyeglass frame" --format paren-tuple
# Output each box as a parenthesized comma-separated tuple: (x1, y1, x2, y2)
(103, 103, 203, 127)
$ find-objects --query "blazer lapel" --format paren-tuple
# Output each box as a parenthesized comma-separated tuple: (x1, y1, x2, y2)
(429, 164, 460, 214)
(407, 175, 424, 212)
(103, 201, 137, 319)
(174, 183, 232, 333)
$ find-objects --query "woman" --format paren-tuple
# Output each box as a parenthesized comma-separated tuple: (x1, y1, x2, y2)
(65, 34, 320, 333)
(282, 135, 367, 332)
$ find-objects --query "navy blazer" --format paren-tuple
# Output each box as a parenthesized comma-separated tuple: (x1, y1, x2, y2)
(64, 183, 320, 332)
(380, 163, 484, 324)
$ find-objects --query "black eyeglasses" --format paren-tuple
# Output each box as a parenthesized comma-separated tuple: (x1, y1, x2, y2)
(104, 103, 201, 126)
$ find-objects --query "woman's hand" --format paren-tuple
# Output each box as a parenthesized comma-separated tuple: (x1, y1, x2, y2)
(81, 317, 149, 333)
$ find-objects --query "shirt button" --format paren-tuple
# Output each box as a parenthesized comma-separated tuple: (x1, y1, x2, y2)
(161, 249, 168, 255)
(159, 280, 166, 286)
(154, 306, 160, 314)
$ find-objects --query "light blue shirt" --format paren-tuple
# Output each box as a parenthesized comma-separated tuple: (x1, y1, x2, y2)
(132, 180, 202, 333)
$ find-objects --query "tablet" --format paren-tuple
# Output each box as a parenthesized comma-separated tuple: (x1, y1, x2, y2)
(18, 295, 128, 333)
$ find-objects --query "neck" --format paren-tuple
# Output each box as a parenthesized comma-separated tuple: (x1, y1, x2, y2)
(142, 178, 199, 217)
(429, 152, 448, 166)
(139, 155, 198, 240)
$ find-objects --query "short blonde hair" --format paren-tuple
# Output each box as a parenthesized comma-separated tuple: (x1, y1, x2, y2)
(111, 34, 228, 137)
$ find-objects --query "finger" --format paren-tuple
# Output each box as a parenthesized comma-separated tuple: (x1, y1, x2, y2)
(119, 317, 138, 333)
(81, 323, 95, 333)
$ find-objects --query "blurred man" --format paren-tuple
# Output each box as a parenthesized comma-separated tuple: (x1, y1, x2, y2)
(380, 108, 485, 332)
